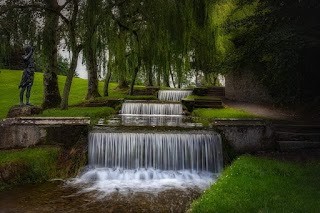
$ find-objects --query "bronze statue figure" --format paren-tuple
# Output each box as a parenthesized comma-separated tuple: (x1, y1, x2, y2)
(19, 45, 35, 106)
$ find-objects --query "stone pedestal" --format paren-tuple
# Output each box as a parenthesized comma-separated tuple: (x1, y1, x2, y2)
(7, 105, 43, 118)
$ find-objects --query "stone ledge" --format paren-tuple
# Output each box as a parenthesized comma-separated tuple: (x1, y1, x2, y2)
(1, 117, 91, 126)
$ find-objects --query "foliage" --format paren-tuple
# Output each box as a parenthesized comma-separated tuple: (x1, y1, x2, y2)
(0, 147, 61, 191)
(212, 0, 320, 104)
(2, 0, 319, 105)
(190, 156, 320, 212)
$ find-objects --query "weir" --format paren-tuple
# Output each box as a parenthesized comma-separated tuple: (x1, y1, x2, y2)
(121, 101, 183, 115)
(72, 88, 223, 194)
(89, 132, 223, 173)
(158, 90, 193, 101)
(73, 129, 223, 193)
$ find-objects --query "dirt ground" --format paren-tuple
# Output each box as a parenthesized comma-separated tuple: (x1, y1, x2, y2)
(223, 98, 320, 123)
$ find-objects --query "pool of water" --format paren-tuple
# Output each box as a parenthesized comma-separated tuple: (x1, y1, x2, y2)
(0, 180, 205, 213)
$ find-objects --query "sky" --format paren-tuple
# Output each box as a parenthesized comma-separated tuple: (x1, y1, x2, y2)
(59, 49, 88, 79)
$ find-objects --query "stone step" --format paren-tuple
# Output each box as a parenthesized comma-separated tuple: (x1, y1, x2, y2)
(273, 124, 320, 133)
(194, 99, 223, 108)
(277, 140, 320, 151)
(275, 132, 320, 141)
(193, 87, 225, 97)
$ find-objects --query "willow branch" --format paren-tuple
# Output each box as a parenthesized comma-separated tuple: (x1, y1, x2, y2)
(0, 4, 69, 25)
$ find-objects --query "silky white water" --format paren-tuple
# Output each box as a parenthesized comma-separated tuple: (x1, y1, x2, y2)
(121, 102, 183, 115)
(70, 132, 223, 194)
(158, 90, 193, 101)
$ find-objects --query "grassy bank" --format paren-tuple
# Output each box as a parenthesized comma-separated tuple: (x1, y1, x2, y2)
(0, 147, 61, 191)
(190, 156, 320, 212)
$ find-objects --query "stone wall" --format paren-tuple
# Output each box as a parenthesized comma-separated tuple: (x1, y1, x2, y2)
(0, 117, 90, 149)
(214, 119, 275, 154)
(225, 70, 272, 104)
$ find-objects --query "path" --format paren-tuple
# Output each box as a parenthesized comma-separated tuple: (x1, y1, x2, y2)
(223, 99, 320, 123)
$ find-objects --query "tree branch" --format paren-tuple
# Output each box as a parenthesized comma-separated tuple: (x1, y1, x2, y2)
(59, 0, 72, 11)
(0, 4, 70, 25)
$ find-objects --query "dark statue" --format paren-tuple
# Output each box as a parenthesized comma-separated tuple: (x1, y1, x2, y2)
(19, 45, 35, 106)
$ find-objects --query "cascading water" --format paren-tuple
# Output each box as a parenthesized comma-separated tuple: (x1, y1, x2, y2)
(121, 102, 183, 115)
(68, 88, 224, 197)
(158, 90, 193, 101)
(70, 131, 223, 194)
(89, 132, 222, 172)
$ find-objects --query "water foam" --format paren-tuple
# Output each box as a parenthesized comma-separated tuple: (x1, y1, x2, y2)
(69, 168, 217, 194)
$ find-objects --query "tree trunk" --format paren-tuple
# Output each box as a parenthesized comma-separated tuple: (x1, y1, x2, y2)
(146, 63, 153, 86)
(169, 64, 176, 88)
(60, 0, 80, 109)
(83, 0, 101, 100)
(60, 47, 81, 109)
(116, 30, 128, 90)
(163, 65, 170, 88)
(42, 0, 61, 109)
(86, 46, 101, 99)
(156, 66, 161, 87)
(103, 62, 112, 96)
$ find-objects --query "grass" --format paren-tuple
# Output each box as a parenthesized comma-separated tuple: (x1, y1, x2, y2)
(190, 155, 320, 213)
(0, 147, 61, 190)
(40, 107, 116, 124)
(0, 69, 156, 119)
(192, 107, 259, 119)
(183, 95, 222, 101)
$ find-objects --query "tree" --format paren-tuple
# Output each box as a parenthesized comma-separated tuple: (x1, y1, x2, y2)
(41, 0, 62, 109)
(60, 0, 83, 109)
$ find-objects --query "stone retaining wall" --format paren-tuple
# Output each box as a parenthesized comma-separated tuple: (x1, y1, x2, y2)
(214, 119, 275, 154)
(0, 117, 274, 155)
(225, 70, 272, 104)
(0, 117, 90, 149)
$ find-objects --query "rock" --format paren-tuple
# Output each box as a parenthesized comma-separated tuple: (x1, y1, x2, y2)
(7, 105, 43, 118)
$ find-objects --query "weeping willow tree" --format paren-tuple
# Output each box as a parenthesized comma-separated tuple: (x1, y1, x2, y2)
(60, 0, 84, 109)
(0, 0, 39, 69)
(209, 0, 320, 104)
(148, 0, 216, 88)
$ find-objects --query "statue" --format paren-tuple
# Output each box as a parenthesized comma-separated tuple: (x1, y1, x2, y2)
(18, 45, 35, 106)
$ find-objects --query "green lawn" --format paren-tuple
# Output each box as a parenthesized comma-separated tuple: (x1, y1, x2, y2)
(0, 69, 259, 120)
(192, 108, 259, 119)
(184, 95, 221, 101)
(190, 156, 320, 213)
(0, 69, 155, 119)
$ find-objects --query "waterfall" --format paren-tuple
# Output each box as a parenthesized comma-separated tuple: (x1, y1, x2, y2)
(121, 102, 183, 115)
(89, 132, 223, 173)
(158, 90, 193, 101)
